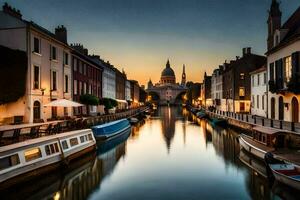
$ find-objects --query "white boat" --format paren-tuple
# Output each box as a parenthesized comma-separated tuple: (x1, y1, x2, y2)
(269, 163, 300, 190)
(238, 126, 286, 160)
(92, 119, 131, 141)
(0, 129, 96, 186)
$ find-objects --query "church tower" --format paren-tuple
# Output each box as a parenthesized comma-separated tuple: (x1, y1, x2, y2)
(267, 0, 281, 50)
(181, 64, 186, 86)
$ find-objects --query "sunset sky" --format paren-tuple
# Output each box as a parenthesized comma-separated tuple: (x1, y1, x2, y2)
(2, 0, 300, 85)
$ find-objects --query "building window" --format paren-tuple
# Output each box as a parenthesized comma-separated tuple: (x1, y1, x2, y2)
(284, 56, 292, 84)
(0, 154, 20, 170)
(33, 101, 41, 120)
(252, 75, 254, 87)
(74, 80, 78, 95)
(262, 95, 265, 110)
(74, 58, 77, 71)
(64, 52, 69, 65)
(83, 64, 87, 75)
(70, 138, 79, 147)
(257, 95, 259, 109)
(51, 46, 57, 60)
(52, 71, 57, 91)
(79, 81, 82, 95)
(252, 95, 255, 108)
(65, 75, 69, 93)
(263, 73, 267, 84)
(79, 61, 82, 74)
(51, 106, 57, 118)
(45, 143, 59, 155)
(240, 73, 245, 80)
(33, 37, 40, 53)
(24, 148, 42, 162)
(257, 74, 260, 86)
(33, 66, 40, 89)
(61, 140, 68, 150)
(270, 63, 274, 81)
(83, 82, 87, 94)
(239, 87, 245, 97)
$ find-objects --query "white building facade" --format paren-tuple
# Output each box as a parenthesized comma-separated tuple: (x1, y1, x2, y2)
(102, 63, 116, 100)
(250, 67, 267, 117)
(0, 5, 72, 123)
(211, 67, 225, 111)
(125, 80, 131, 102)
(266, 1, 300, 122)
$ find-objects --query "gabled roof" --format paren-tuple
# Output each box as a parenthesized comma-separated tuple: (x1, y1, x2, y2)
(249, 66, 266, 75)
(267, 6, 300, 55)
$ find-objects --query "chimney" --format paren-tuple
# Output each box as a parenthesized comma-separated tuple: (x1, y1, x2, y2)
(2, 3, 22, 19)
(243, 47, 252, 56)
(55, 25, 67, 44)
(71, 43, 88, 55)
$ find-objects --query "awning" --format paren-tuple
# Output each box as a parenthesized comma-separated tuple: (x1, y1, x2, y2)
(116, 99, 128, 104)
(44, 99, 84, 107)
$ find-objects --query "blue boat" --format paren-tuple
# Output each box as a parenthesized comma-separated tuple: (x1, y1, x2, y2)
(91, 119, 131, 141)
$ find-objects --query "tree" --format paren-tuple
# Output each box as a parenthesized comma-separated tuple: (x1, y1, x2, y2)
(80, 94, 99, 115)
(99, 98, 118, 113)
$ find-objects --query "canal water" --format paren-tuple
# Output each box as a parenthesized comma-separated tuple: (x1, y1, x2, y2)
(2, 107, 299, 200)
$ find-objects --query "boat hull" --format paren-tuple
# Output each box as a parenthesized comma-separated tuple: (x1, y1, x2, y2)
(270, 167, 300, 191)
(94, 125, 131, 141)
(238, 135, 267, 160)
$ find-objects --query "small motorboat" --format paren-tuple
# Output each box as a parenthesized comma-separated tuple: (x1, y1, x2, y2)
(91, 119, 131, 141)
(265, 153, 300, 191)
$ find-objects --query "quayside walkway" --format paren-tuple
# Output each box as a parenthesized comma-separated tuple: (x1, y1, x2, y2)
(207, 109, 300, 134)
(0, 106, 148, 146)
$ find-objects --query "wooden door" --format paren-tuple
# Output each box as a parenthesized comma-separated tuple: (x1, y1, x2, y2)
(278, 96, 284, 120)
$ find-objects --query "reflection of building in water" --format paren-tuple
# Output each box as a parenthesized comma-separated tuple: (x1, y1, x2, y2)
(239, 150, 272, 200)
(202, 121, 212, 147)
(210, 124, 240, 166)
(159, 106, 178, 152)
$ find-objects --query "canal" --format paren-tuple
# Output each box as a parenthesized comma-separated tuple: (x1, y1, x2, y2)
(2, 107, 299, 200)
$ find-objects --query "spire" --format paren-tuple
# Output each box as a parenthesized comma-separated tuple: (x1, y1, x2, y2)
(166, 59, 170, 68)
(270, 0, 281, 17)
(181, 64, 186, 86)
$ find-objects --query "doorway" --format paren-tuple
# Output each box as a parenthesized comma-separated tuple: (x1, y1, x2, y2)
(292, 97, 299, 123)
(278, 96, 284, 120)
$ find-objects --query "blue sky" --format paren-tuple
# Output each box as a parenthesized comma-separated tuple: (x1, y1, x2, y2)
(2, 0, 300, 84)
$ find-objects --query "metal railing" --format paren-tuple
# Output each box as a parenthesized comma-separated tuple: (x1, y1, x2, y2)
(209, 109, 300, 133)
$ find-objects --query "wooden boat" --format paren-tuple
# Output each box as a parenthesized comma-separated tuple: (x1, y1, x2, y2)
(239, 149, 267, 178)
(210, 118, 227, 127)
(239, 126, 286, 160)
(0, 129, 96, 185)
(196, 111, 207, 119)
(265, 153, 300, 191)
(91, 119, 131, 141)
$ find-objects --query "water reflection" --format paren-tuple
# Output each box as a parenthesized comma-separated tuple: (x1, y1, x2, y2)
(2, 107, 300, 199)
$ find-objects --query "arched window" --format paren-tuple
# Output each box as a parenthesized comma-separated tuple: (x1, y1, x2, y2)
(292, 97, 299, 123)
(33, 101, 41, 120)
(271, 97, 275, 119)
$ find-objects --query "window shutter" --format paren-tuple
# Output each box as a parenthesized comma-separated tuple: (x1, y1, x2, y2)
(278, 59, 283, 89)
(292, 52, 300, 75)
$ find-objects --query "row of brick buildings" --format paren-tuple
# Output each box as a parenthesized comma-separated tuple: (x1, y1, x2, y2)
(200, 0, 300, 123)
(0, 3, 142, 124)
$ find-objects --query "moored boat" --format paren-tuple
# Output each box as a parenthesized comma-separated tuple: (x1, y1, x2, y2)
(239, 126, 286, 160)
(209, 117, 227, 127)
(196, 111, 207, 119)
(128, 117, 139, 125)
(265, 153, 300, 191)
(0, 129, 96, 186)
(91, 119, 131, 141)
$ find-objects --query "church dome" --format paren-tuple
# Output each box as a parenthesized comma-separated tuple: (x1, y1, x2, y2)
(161, 67, 175, 77)
(160, 60, 176, 85)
